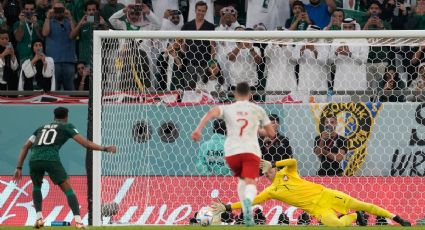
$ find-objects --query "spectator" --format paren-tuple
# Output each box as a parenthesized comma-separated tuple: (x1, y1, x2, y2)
(160, 9, 183, 30)
(336, 0, 365, 21)
(324, 8, 344, 30)
(361, 1, 392, 91)
(70, 0, 108, 66)
(152, 0, 178, 23)
(181, 1, 215, 90)
(42, 2, 76, 91)
(35, 0, 48, 21)
(304, 0, 336, 29)
(0, 6, 8, 31)
(216, 6, 239, 30)
(3, 0, 21, 30)
(313, 115, 348, 176)
(259, 114, 293, 163)
(74, 61, 90, 91)
(195, 59, 226, 94)
(292, 25, 329, 102)
(100, 0, 125, 29)
(18, 39, 54, 91)
(359, 0, 396, 22)
(60, 0, 84, 23)
(0, 29, 19, 91)
(13, 0, 42, 64)
(407, 62, 425, 102)
(188, 0, 214, 23)
(246, 0, 289, 31)
(109, 3, 161, 30)
(329, 18, 369, 94)
(226, 26, 261, 90)
(404, 0, 425, 30)
(264, 37, 297, 102)
(286, 1, 312, 30)
(155, 38, 188, 90)
(196, 119, 231, 176)
(391, 0, 410, 29)
(377, 65, 406, 102)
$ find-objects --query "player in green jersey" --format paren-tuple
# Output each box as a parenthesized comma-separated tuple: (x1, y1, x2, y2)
(13, 107, 117, 229)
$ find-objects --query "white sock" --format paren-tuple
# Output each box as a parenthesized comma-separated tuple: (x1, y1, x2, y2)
(74, 215, 82, 223)
(244, 184, 257, 203)
(237, 179, 246, 209)
(36, 211, 43, 220)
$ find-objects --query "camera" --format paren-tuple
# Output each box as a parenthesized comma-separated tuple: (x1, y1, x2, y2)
(53, 7, 65, 14)
(87, 15, 94, 23)
(6, 42, 12, 49)
(37, 47, 43, 54)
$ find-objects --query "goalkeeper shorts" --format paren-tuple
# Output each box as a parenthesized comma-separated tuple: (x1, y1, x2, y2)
(225, 153, 260, 179)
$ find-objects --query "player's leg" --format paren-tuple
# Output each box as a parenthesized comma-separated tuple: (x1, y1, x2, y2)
(319, 209, 357, 227)
(47, 162, 85, 228)
(346, 196, 411, 226)
(29, 161, 46, 229)
(224, 155, 246, 215)
(240, 153, 261, 226)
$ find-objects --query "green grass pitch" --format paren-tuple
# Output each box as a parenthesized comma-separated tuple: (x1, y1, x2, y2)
(0, 226, 425, 230)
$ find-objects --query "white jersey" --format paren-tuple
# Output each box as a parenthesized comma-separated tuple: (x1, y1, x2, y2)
(218, 100, 271, 157)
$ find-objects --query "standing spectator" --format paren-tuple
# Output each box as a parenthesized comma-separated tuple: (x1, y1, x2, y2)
(324, 8, 345, 30)
(264, 40, 297, 102)
(18, 39, 55, 91)
(329, 18, 369, 94)
(361, 1, 392, 91)
(286, 1, 313, 30)
(13, 0, 42, 64)
(0, 29, 19, 91)
(3, 0, 21, 31)
(226, 27, 261, 90)
(42, 2, 76, 91)
(187, 0, 214, 23)
(100, 0, 125, 29)
(74, 61, 90, 91)
(60, 0, 84, 23)
(160, 9, 183, 30)
(259, 114, 293, 163)
(407, 62, 425, 102)
(195, 59, 226, 94)
(70, 0, 108, 66)
(377, 65, 406, 102)
(35, 0, 49, 21)
(109, 3, 161, 30)
(216, 6, 239, 30)
(152, 0, 179, 24)
(196, 119, 231, 175)
(181, 1, 215, 90)
(313, 115, 348, 176)
(304, 0, 336, 29)
(246, 0, 290, 31)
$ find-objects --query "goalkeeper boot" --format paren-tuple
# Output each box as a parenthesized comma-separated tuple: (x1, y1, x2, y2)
(33, 218, 44, 229)
(242, 198, 254, 227)
(393, 215, 411, 226)
(356, 211, 367, 226)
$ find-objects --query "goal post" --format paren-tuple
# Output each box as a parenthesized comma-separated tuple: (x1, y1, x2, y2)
(92, 30, 425, 226)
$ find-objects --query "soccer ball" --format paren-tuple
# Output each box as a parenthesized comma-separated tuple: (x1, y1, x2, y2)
(196, 207, 214, 226)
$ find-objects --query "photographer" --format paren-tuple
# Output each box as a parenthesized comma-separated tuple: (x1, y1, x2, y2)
(313, 116, 348, 176)
(109, 3, 160, 30)
(13, 1, 42, 63)
(160, 9, 183, 30)
(70, 0, 108, 66)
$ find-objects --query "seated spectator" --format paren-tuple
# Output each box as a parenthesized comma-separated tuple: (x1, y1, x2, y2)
(100, 0, 125, 29)
(259, 114, 293, 162)
(74, 61, 90, 91)
(378, 66, 406, 102)
(407, 62, 425, 102)
(0, 29, 19, 91)
(286, 1, 313, 30)
(195, 59, 226, 94)
(360, 1, 392, 30)
(216, 6, 239, 31)
(304, 0, 336, 29)
(156, 38, 188, 90)
(324, 8, 344, 30)
(18, 39, 55, 92)
(160, 9, 183, 30)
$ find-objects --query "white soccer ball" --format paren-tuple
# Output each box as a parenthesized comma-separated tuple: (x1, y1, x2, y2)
(196, 207, 214, 226)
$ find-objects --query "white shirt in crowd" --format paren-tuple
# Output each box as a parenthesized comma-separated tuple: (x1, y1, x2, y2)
(151, 0, 179, 22)
(329, 39, 369, 92)
(109, 9, 161, 30)
(246, 0, 291, 30)
(226, 45, 260, 87)
(218, 100, 271, 157)
(264, 43, 297, 102)
(0, 55, 18, 84)
(187, 0, 214, 23)
(18, 57, 55, 91)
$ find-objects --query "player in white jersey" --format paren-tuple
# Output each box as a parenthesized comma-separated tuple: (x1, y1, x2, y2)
(192, 82, 275, 226)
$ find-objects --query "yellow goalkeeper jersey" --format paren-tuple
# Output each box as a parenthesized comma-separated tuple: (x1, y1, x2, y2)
(231, 159, 325, 213)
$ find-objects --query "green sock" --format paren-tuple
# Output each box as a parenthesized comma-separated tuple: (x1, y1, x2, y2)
(32, 186, 42, 212)
(65, 189, 80, 216)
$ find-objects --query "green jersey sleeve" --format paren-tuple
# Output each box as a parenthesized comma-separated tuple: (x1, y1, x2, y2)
(63, 123, 79, 138)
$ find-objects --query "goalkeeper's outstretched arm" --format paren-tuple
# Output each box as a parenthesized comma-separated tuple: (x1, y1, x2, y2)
(213, 190, 272, 214)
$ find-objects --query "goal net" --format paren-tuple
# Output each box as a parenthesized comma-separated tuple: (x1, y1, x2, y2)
(92, 30, 425, 226)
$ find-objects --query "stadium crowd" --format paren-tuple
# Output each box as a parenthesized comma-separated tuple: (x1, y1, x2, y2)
(0, 0, 424, 102)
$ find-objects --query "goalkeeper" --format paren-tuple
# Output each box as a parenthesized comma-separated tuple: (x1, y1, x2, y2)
(212, 159, 411, 227)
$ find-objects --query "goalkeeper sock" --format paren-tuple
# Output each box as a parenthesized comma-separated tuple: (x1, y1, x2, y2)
(237, 179, 246, 208)
(32, 186, 42, 213)
(64, 189, 80, 216)
(244, 184, 257, 203)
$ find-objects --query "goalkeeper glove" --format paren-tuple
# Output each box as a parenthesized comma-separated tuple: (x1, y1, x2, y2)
(260, 159, 273, 174)
(211, 201, 231, 215)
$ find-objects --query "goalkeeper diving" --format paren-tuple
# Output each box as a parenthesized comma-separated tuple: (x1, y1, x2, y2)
(212, 159, 411, 227)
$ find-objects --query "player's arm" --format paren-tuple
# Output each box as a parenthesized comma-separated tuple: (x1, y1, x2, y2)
(14, 139, 33, 182)
(73, 134, 116, 153)
(263, 123, 276, 139)
(191, 107, 221, 141)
